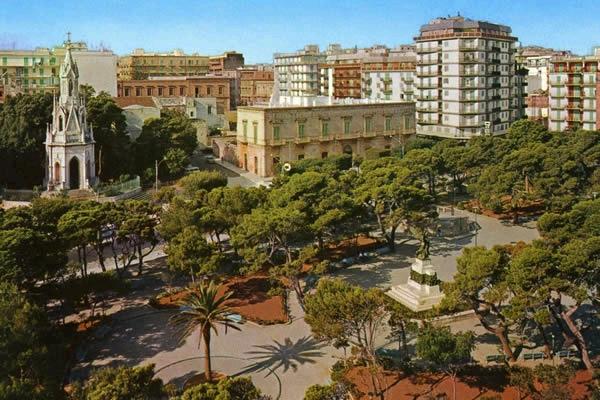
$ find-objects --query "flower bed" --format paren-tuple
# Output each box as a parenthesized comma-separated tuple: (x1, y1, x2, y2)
(149, 275, 288, 325)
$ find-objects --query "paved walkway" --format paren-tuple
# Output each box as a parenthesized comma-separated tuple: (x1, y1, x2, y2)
(73, 288, 342, 400)
(71, 209, 542, 398)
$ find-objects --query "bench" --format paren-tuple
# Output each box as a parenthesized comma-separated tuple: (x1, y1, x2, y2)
(524, 353, 534, 360)
(486, 354, 505, 363)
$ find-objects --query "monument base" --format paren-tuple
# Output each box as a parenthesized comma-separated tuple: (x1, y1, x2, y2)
(386, 258, 444, 312)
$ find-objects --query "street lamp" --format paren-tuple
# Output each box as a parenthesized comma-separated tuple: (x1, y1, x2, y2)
(155, 157, 167, 192)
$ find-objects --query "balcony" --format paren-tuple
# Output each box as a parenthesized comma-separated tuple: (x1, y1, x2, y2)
(417, 119, 438, 125)
(416, 95, 439, 101)
(416, 106, 438, 112)
(295, 136, 311, 144)
(336, 132, 362, 140)
(566, 80, 582, 86)
(459, 57, 480, 64)
(566, 92, 582, 98)
(566, 103, 582, 109)
(491, 82, 501, 89)
(362, 131, 377, 138)
(418, 58, 440, 66)
(419, 71, 438, 77)
(489, 59, 501, 64)
(416, 82, 438, 89)
(459, 45, 480, 51)
(491, 46, 501, 52)
(419, 45, 441, 53)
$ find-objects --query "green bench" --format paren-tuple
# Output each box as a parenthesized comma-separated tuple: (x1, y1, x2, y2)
(486, 354, 506, 363)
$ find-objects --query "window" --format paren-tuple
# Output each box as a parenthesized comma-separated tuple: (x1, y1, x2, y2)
(273, 125, 280, 140)
(147, 87, 152, 96)
(135, 87, 141, 96)
(253, 122, 258, 143)
(364, 117, 372, 132)
(124, 88, 131, 96)
(158, 87, 163, 96)
(169, 87, 174, 96)
(321, 152, 328, 159)
(321, 121, 329, 136)
(207, 106, 212, 114)
(219, 86, 224, 95)
(207, 86, 211, 95)
(2, 57, 7, 65)
(242, 120, 248, 138)
(180, 87, 185, 95)
(298, 154, 304, 160)
(344, 119, 351, 134)
(385, 117, 392, 131)
(23, 57, 28, 66)
(298, 123, 305, 138)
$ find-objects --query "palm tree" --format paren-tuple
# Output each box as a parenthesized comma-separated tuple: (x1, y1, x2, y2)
(169, 280, 240, 382)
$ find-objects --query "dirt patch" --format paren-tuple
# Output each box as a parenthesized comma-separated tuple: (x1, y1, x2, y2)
(346, 366, 593, 399)
(462, 198, 545, 221)
(183, 372, 227, 389)
(302, 235, 385, 272)
(73, 316, 106, 333)
(149, 275, 288, 325)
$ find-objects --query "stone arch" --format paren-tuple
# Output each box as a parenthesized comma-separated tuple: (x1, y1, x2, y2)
(68, 156, 80, 189)
(342, 144, 353, 155)
(53, 161, 61, 184)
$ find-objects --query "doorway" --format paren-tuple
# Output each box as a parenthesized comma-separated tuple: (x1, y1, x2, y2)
(69, 157, 80, 189)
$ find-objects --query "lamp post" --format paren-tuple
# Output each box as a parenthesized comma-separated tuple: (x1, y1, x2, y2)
(155, 157, 167, 193)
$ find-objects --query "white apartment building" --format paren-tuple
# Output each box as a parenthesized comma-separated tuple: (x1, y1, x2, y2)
(274, 45, 326, 97)
(415, 16, 525, 139)
(0, 41, 117, 100)
(362, 49, 416, 102)
(548, 56, 599, 132)
(523, 56, 551, 93)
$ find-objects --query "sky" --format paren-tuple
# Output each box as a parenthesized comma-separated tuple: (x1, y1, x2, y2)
(1, 0, 599, 64)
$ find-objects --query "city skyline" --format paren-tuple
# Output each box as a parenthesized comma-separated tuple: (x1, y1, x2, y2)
(1, 0, 599, 63)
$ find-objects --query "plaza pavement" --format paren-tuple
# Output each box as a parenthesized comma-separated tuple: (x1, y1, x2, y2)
(73, 209, 541, 398)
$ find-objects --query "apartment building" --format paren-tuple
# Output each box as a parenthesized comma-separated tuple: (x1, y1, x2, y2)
(548, 56, 600, 131)
(0, 41, 117, 101)
(319, 45, 380, 99)
(117, 76, 235, 113)
(239, 68, 274, 105)
(117, 48, 209, 80)
(274, 45, 326, 97)
(362, 47, 417, 102)
(209, 51, 245, 75)
(414, 16, 525, 139)
(236, 99, 415, 177)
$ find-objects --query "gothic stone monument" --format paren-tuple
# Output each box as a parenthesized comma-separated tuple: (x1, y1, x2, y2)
(386, 234, 444, 312)
(45, 38, 95, 192)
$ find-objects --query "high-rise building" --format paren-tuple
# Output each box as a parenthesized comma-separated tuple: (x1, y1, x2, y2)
(274, 45, 326, 97)
(0, 41, 117, 101)
(362, 46, 417, 102)
(414, 16, 524, 139)
(117, 48, 210, 80)
(548, 55, 599, 131)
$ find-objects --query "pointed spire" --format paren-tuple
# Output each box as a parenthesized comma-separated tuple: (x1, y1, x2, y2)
(61, 33, 78, 79)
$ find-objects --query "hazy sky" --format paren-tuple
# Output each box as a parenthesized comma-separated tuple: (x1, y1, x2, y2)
(1, 0, 599, 63)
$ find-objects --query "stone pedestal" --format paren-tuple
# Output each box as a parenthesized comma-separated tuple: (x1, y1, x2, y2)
(386, 258, 444, 312)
